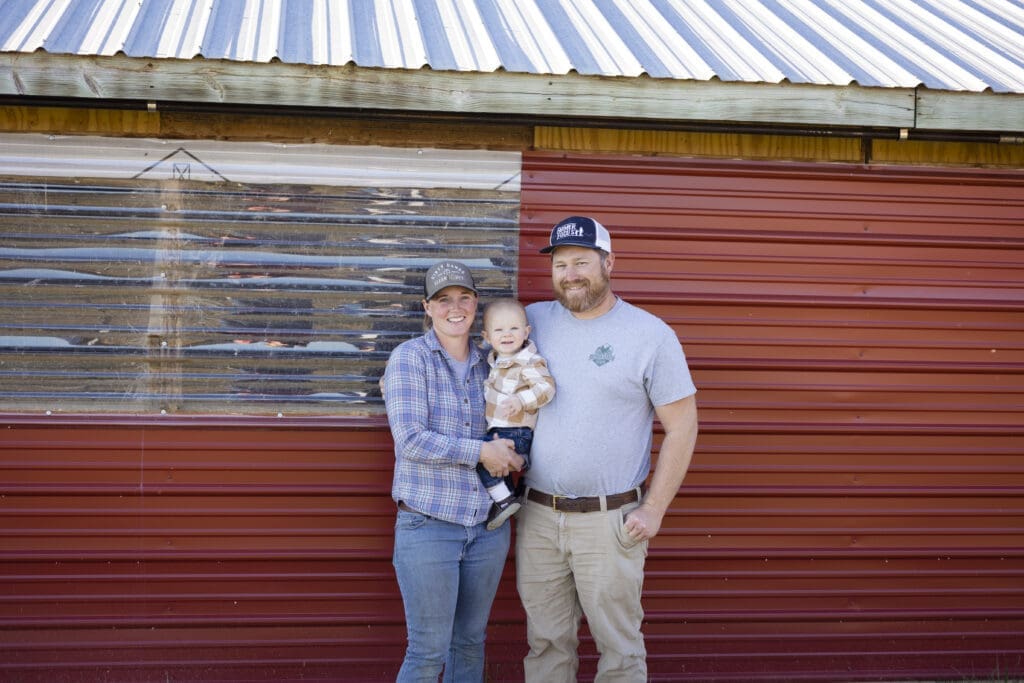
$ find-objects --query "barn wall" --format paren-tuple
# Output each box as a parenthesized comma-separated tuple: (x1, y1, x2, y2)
(0, 132, 527, 681)
(518, 152, 1024, 681)
(0, 419, 506, 681)
(1, 108, 1023, 682)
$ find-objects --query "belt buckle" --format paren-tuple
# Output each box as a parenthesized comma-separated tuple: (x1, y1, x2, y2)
(550, 494, 563, 512)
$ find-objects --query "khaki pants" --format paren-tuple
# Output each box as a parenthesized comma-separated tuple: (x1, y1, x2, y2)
(515, 496, 649, 682)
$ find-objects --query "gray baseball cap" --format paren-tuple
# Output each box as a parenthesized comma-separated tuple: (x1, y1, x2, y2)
(424, 260, 478, 300)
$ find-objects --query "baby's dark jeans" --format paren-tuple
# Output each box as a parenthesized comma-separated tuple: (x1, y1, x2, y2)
(476, 426, 533, 488)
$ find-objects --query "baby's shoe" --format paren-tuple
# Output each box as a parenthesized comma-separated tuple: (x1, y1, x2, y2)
(485, 495, 521, 531)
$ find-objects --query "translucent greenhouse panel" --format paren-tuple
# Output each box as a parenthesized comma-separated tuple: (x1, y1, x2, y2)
(0, 134, 521, 415)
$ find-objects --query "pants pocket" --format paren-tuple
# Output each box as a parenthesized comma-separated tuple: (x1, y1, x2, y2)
(612, 502, 643, 551)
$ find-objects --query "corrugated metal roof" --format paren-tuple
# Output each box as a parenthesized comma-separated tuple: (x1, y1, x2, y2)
(1, 0, 1022, 94)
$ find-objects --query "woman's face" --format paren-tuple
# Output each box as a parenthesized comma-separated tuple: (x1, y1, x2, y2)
(423, 286, 478, 339)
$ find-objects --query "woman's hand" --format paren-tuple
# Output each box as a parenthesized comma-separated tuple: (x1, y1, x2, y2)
(479, 436, 524, 478)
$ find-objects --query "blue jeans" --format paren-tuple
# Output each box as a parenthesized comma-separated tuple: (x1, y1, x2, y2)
(476, 426, 533, 489)
(393, 507, 511, 682)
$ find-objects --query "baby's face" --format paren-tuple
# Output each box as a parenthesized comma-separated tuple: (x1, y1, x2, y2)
(483, 308, 530, 357)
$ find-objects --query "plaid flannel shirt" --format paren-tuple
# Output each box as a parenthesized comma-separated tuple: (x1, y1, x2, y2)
(484, 340, 556, 430)
(382, 328, 492, 526)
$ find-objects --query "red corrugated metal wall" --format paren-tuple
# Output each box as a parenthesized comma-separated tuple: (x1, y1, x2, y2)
(0, 419, 526, 682)
(0, 420, 401, 681)
(517, 152, 1024, 681)
(2, 152, 1023, 683)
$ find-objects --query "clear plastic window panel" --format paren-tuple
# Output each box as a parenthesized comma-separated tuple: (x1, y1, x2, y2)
(0, 135, 521, 415)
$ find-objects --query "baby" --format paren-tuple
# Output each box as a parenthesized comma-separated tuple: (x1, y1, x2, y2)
(477, 298, 556, 530)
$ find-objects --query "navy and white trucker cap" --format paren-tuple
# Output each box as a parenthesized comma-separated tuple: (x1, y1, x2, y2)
(539, 216, 613, 254)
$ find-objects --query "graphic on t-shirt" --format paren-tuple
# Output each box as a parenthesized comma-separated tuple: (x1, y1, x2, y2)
(589, 344, 614, 366)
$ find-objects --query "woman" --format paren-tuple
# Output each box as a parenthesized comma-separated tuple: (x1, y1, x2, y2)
(382, 260, 524, 682)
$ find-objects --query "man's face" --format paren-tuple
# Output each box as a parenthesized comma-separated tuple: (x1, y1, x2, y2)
(550, 245, 612, 314)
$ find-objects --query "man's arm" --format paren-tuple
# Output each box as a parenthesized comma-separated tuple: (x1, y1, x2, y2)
(624, 394, 698, 541)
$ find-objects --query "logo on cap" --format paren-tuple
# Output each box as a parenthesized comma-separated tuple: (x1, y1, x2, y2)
(540, 216, 613, 254)
(555, 222, 586, 240)
(424, 260, 477, 299)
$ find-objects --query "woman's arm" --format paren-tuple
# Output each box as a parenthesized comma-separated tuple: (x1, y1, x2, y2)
(382, 344, 480, 468)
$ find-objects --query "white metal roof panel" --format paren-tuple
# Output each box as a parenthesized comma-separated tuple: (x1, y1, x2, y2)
(0, 0, 1022, 93)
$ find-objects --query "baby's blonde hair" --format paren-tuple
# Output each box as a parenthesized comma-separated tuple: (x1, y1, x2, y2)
(482, 298, 527, 330)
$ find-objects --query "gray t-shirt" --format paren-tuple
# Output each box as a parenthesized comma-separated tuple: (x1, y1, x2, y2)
(525, 297, 697, 497)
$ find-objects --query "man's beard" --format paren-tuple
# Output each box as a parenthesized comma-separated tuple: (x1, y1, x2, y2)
(555, 265, 611, 314)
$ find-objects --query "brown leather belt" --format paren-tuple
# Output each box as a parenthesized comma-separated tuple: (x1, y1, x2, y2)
(526, 485, 645, 513)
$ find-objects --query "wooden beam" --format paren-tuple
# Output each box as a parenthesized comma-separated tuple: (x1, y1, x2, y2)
(872, 138, 1024, 166)
(0, 104, 531, 150)
(0, 53, 929, 130)
(158, 110, 531, 150)
(0, 104, 159, 135)
(2, 105, 1019, 168)
(534, 125, 1024, 167)
(534, 126, 862, 162)
(916, 90, 1024, 135)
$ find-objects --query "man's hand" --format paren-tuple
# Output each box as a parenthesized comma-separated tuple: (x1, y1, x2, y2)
(479, 434, 525, 478)
(624, 504, 663, 542)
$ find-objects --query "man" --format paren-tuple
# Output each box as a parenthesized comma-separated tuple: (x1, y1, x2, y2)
(516, 216, 699, 682)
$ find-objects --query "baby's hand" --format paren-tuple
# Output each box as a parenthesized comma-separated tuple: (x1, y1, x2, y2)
(497, 396, 525, 420)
